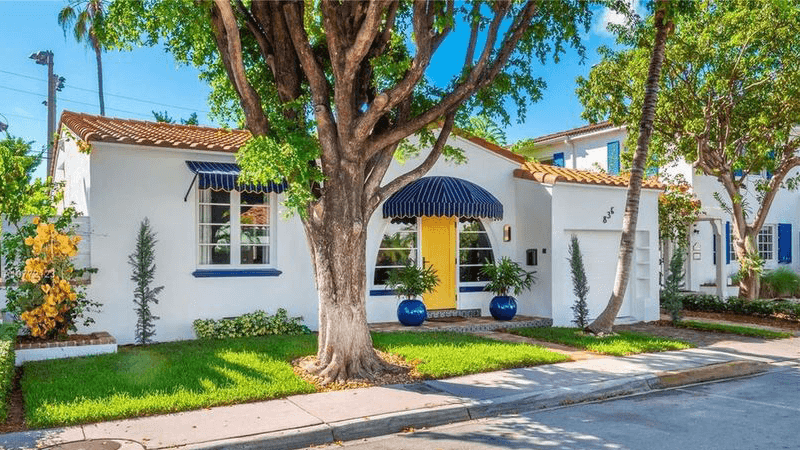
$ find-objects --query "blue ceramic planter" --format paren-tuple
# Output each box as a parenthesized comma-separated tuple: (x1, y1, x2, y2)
(397, 299, 427, 326)
(489, 295, 517, 321)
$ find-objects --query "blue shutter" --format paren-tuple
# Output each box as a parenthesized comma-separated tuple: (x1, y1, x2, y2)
(725, 222, 731, 264)
(778, 223, 792, 263)
(646, 166, 658, 177)
(733, 169, 743, 177)
(712, 233, 717, 265)
(607, 141, 620, 175)
(766, 151, 775, 179)
(553, 152, 565, 168)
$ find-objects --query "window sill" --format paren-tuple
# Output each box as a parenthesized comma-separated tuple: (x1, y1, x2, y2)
(459, 285, 487, 293)
(192, 268, 282, 278)
(369, 289, 396, 296)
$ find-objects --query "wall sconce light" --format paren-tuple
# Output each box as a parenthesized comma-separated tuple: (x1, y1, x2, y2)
(503, 225, 511, 242)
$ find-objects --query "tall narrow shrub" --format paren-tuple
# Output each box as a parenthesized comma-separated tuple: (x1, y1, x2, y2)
(568, 235, 590, 328)
(128, 218, 163, 344)
(661, 247, 686, 323)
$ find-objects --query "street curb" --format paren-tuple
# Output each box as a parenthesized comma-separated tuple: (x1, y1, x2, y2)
(649, 361, 769, 389)
(183, 361, 769, 450)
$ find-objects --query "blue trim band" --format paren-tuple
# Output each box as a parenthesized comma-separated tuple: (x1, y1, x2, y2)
(369, 289, 396, 296)
(459, 285, 488, 293)
(192, 268, 282, 278)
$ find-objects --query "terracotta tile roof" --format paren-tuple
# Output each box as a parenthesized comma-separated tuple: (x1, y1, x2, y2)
(531, 120, 617, 144)
(59, 110, 251, 153)
(450, 128, 527, 164)
(513, 162, 664, 190)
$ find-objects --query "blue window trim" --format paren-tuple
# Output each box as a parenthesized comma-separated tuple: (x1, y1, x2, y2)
(369, 289, 396, 296)
(459, 285, 488, 293)
(192, 268, 282, 278)
(370, 285, 488, 296)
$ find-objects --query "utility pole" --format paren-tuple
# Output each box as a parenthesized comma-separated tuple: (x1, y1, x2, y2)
(30, 51, 64, 176)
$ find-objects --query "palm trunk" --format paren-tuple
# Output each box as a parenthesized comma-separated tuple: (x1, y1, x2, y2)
(587, 2, 671, 335)
(93, 41, 105, 116)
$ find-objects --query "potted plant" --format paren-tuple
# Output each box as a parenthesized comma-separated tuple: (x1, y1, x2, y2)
(481, 257, 536, 320)
(385, 260, 439, 326)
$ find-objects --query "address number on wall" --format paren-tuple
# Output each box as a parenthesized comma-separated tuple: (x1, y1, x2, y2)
(602, 207, 615, 223)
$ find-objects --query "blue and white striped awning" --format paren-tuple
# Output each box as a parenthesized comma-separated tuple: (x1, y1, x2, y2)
(383, 176, 503, 220)
(186, 161, 287, 193)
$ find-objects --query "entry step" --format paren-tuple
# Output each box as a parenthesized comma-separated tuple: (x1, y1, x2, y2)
(427, 308, 481, 319)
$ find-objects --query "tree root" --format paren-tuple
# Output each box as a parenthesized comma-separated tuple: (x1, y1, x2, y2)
(298, 349, 409, 386)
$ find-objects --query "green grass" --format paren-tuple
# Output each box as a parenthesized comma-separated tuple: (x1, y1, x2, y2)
(509, 327, 694, 356)
(22, 334, 318, 428)
(675, 320, 793, 339)
(23, 331, 572, 428)
(372, 331, 570, 378)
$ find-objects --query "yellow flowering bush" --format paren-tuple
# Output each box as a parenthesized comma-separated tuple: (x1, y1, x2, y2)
(9, 216, 92, 339)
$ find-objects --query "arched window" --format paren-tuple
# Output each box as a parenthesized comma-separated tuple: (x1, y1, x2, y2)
(458, 219, 494, 282)
(373, 218, 418, 285)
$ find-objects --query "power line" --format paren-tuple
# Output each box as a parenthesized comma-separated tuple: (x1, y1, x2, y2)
(0, 68, 210, 113)
(0, 112, 46, 123)
(0, 84, 155, 119)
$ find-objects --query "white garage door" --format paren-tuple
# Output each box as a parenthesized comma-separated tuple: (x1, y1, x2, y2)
(565, 230, 651, 321)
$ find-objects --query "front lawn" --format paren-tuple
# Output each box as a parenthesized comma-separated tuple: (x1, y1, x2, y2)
(22, 334, 318, 428)
(675, 320, 793, 339)
(21, 331, 571, 428)
(372, 331, 570, 378)
(509, 327, 694, 356)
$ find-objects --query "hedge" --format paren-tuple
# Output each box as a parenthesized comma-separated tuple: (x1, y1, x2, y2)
(193, 309, 310, 339)
(674, 293, 800, 321)
(0, 323, 19, 422)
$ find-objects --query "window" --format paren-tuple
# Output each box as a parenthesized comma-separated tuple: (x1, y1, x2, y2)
(458, 219, 494, 283)
(728, 232, 737, 262)
(198, 188, 271, 266)
(758, 225, 774, 261)
(373, 218, 418, 285)
(553, 152, 565, 168)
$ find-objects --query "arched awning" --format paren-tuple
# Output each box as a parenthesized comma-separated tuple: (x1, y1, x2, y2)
(383, 176, 503, 220)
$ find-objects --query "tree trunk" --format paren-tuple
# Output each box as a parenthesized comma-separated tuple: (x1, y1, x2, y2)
(299, 172, 395, 383)
(587, 1, 671, 335)
(734, 233, 760, 300)
(94, 41, 105, 116)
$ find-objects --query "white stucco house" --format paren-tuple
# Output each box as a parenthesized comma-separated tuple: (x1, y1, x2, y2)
(527, 121, 800, 297)
(1, 111, 663, 344)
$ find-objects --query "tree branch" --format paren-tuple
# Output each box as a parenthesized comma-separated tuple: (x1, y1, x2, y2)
(210, 0, 270, 135)
(368, 113, 456, 213)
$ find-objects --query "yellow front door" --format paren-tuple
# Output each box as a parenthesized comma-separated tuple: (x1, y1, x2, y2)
(420, 216, 457, 310)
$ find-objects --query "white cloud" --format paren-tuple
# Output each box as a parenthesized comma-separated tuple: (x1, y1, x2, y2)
(593, 0, 643, 37)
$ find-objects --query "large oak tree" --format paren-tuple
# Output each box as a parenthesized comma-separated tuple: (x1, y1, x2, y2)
(101, 0, 595, 382)
(578, 0, 800, 301)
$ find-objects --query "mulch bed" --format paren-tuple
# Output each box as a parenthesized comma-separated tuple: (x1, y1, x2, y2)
(292, 350, 417, 392)
(0, 368, 26, 433)
(17, 332, 106, 346)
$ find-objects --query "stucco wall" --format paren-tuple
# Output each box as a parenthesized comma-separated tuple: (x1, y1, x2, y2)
(529, 127, 627, 172)
(81, 142, 319, 344)
(513, 178, 553, 319)
(549, 183, 660, 326)
(53, 133, 91, 215)
(365, 135, 525, 320)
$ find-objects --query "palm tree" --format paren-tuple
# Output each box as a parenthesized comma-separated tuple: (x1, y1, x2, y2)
(586, 0, 673, 335)
(58, 0, 106, 116)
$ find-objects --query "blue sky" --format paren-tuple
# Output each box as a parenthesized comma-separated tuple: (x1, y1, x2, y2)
(0, 1, 630, 180)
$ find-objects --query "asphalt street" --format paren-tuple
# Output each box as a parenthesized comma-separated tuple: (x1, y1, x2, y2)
(320, 363, 800, 450)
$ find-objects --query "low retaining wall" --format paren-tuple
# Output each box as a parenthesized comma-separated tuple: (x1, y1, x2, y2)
(15, 332, 117, 366)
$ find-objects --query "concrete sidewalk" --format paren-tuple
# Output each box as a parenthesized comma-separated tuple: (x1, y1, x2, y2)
(3, 338, 796, 450)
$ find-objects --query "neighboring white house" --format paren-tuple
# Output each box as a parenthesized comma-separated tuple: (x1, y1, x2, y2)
(526, 121, 800, 297)
(1, 111, 662, 344)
